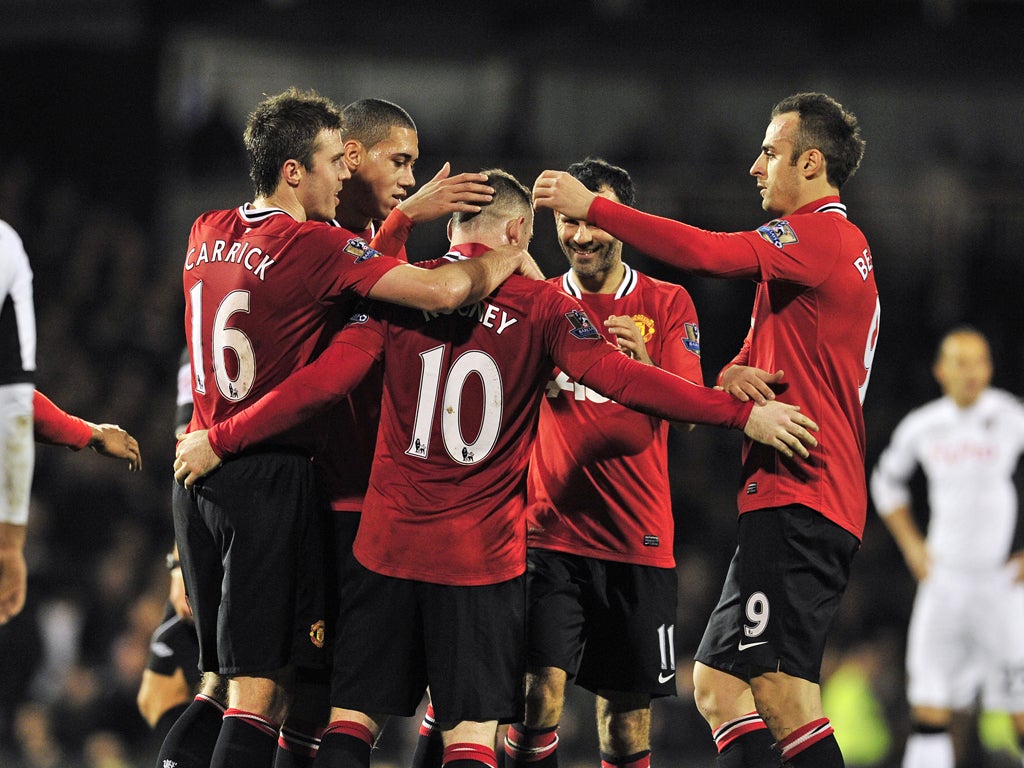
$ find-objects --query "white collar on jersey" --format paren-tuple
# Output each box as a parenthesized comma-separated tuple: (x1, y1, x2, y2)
(561, 262, 638, 300)
(238, 203, 293, 222)
(814, 201, 848, 217)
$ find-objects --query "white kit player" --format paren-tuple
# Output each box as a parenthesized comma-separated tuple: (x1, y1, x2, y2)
(870, 326, 1024, 768)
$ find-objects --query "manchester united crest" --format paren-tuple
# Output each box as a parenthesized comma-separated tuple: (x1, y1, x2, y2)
(309, 619, 325, 649)
(632, 314, 656, 343)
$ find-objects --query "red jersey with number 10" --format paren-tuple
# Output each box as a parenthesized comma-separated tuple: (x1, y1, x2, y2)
(589, 195, 880, 540)
(183, 205, 401, 448)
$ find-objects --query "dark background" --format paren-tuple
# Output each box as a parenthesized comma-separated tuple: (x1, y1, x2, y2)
(1, 1, 1023, 765)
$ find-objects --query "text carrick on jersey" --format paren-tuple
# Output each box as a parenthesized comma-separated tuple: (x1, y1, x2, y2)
(183, 205, 400, 447)
(527, 265, 703, 567)
(589, 195, 880, 540)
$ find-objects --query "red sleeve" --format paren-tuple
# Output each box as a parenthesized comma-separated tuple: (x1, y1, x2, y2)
(718, 321, 754, 386)
(33, 391, 92, 449)
(209, 334, 381, 457)
(588, 195, 762, 279)
(573, 351, 754, 430)
(370, 208, 413, 263)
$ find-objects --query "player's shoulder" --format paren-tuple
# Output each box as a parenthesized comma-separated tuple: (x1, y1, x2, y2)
(893, 396, 952, 436)
(980, 388, 1024, 415)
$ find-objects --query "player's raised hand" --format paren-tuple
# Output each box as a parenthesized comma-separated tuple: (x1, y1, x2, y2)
(87, 423, 142, 471)
(532, 170, 596, 221)
(719, 365, 785, 406)
(397, 163, 494, 224)
(743, 401, 819, 459)
(605, 314, 653, 365)
(173, 429, 222, 489)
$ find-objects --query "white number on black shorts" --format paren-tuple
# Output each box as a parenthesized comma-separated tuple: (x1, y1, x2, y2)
(743, 591, 770, 638)
(407, 344, 503, 464)
(657, 623, 676, 672)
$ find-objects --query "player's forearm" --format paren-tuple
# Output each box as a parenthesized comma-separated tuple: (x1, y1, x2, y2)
(878, 504, 923, 552)
(578, 351, 753, 429)
(444, 245, 528, 308)
(588, 195, 761, 279)
(210, 342, 376, 456)
(32, 390, 92, 449)
(369, 208, 413, 263)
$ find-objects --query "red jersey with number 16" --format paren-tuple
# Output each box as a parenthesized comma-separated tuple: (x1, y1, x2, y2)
(183, 205, 401, 448)
(588, 195, 880, 540)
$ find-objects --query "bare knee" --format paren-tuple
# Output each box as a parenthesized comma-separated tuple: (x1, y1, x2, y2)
(524, 667, 567, 728)
(596, 691, 650, 756)
(692, 662, 755, 730)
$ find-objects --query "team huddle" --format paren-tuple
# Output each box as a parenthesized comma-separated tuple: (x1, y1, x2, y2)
(161, 87, 877, 768)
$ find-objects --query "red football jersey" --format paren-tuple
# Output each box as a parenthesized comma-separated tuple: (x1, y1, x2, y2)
(311, 217, 410, 512)
(527, 265, 703, 567)
(183, 205, 401, 449)
(589, 195, 880, 540)
(208, 244, 755, 586)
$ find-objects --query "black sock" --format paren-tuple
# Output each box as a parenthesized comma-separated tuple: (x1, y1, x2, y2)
(153, 694, 225, 768)
(153, 701, 190, 744)
(411, 703, 445, 768)
(315, 721, 373, 768)
(210, 709, 279, 768)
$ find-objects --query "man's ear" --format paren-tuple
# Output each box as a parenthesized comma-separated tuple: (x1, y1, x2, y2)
(801, 148, 826, 180)
(505, 216, 525, 246)
(446, 217, 454, 242)
(282, 158, 303, 188)
(343, 140, 364, 172)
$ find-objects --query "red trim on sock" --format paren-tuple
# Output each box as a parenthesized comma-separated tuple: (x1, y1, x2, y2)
(277, 723, 323, 757)
(194, 693, 227, 714)
(323, 719, 374, 746)
(712, 711, 769, 752)
(777, 718, 834, 760)
(419, 703, 438, 737)
(601, 750, 651, 768)
(443, 742, 498, 768)
(223, 708, 279, 738)
(504, 724, 559, 762)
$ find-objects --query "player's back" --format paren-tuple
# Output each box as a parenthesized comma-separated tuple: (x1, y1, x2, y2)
(349, 251, 615, 586)
(182, 205, 396, 445)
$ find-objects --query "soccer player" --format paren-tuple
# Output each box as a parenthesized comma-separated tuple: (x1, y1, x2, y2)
(167, 87, 539, 768)
(870, 327, 1024, 768)
(499, 157, 701, 768)
(533, 91, 879, 768)
(173, 169, 819, 768)
(0, 218, 37, 626)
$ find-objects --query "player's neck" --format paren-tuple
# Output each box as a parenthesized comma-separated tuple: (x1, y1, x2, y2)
(253, 193, 306, 222)
(334, 204, 372, 233)
(574, 260, 625, 295)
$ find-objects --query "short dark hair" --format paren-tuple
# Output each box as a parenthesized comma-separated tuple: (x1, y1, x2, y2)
(341, 98, 417, 148)
(771, 92, 865, 189)
(243, 87, 343, 198)
(452, 168, 532, 228)
(566, 156, 636, 207)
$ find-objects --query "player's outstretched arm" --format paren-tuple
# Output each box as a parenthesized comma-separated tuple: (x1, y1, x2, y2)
(575, 349, 818, 457)
(174, 337, 380, 489)
(368, 245, 542, 313)
(86, 423, 142, 471)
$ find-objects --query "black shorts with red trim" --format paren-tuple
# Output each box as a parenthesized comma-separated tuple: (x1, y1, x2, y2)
(695, 505, 859, 683)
